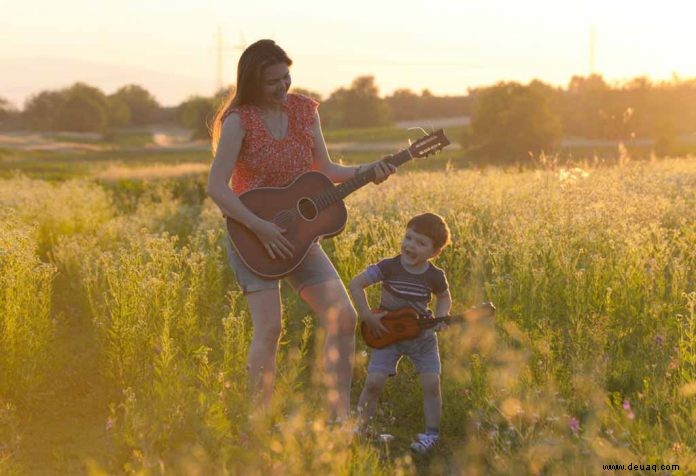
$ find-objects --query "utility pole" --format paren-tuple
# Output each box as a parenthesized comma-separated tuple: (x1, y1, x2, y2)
(215, 28, 246, 92)
(589, 26, 596, 75)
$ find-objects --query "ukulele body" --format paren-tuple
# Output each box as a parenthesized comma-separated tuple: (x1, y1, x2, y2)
(360, 307, 424, 349)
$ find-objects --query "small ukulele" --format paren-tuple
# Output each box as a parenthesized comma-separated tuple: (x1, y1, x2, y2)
(360, 302, 496, 349)
(226, 129, 450, 278)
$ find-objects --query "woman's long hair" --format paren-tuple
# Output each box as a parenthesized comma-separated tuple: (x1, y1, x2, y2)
(211, 39, 292, 154)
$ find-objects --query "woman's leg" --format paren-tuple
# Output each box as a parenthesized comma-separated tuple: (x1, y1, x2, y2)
(300, 279, 358, 420)
(245, 288, 283, 407)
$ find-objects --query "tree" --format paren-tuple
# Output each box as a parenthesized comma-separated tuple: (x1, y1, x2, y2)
(23, 90, 67, 131)
(57, 83, 108, 132)
(0, 97, 15, 122)
(22, 83, 109, 132)
(385, 89, 421, 120)
(0, 97, 12, 120)
(468, 81, 562, 162)
(0, 97, 20, 130)
(290, 87, 322, 102)
(110, 85, 160, 125)
(106, 95, 131, 128)
(321, 76, 391, 128)
(386, 88, 472, 121)
(178, 96, 216, 139)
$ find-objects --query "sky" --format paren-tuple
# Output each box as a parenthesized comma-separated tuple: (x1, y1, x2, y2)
(2, 0, 694, 108)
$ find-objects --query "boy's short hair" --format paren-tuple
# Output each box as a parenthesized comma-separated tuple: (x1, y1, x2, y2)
(406, 212, 451, 252)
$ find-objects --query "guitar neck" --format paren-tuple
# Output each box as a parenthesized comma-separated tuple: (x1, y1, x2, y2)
(316, 149, 413, 211)
(313, 129, 450, 211)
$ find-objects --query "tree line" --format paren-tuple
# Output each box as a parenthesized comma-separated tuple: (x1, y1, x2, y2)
(0, 76, 471, 138)
(1, 74, 694, 158)
(462, 75, 696, 160)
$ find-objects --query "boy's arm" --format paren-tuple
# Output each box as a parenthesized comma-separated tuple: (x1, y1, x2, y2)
(349, 271, 389, 336)
(434, 289, 452, 318)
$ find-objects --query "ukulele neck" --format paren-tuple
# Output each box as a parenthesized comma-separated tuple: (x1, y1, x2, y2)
(418, 304, 496, 330)
(418, 314, 463, 330)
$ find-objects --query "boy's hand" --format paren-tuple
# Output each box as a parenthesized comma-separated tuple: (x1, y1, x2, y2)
(362, 310, 389, 338)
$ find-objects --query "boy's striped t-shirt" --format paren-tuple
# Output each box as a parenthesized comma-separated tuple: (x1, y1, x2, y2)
(364, 255, 448, 317)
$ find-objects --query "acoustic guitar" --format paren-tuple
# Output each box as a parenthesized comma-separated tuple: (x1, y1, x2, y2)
(226, 129, 450, 278)
(360, 302, 496, 349)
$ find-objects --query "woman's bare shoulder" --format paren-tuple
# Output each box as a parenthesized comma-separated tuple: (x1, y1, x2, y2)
(220, 112, 247, 142)
(222, 111, 243, 130)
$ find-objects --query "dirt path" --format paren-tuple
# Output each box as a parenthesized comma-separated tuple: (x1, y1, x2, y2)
(13, 297, 116, 474)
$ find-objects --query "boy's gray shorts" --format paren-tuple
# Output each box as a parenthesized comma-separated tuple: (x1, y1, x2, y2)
(224, 236, 341, 294)
(367, 330, 441, 375)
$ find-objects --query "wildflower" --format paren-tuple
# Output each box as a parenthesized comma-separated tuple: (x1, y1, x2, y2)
(655, 335, 663, 346)
(619, 400, 635, 420)
(105, 417, 116, 431)
(568, 417, 580, 436)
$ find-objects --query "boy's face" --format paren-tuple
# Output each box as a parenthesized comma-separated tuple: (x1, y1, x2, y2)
(401, 227, 438, 268)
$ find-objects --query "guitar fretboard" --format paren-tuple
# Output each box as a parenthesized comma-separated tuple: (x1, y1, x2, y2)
(313, 148, 414, 211)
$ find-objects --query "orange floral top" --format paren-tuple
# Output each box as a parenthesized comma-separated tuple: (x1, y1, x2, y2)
(225, 93, 319, 195)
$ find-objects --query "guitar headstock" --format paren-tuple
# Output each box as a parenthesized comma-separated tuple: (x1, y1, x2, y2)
(409, 129, 450, 158)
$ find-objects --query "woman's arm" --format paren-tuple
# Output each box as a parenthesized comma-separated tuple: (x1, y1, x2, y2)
(309, 111, 396, 184)
(207, 113, 294, 259)
(207, 114, 255, 224)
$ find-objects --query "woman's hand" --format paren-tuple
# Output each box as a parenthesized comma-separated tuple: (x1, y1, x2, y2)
(367, 156, 397, 184)
(361, 310, 389, 338)
(251, 219, 295, 260)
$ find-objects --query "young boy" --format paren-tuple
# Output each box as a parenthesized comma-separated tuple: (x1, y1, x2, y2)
(350, 212, 452, 454)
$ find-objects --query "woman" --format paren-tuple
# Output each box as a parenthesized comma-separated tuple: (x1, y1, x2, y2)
(207, 39, 395, 419)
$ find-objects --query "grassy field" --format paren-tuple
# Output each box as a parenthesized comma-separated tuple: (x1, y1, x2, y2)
(0, 137, 695, 474)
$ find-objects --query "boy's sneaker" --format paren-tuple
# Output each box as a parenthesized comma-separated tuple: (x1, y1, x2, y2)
(410, 433, 439, 454)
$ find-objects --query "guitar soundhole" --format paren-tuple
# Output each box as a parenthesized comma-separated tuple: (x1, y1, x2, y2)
(297, 197, 318, 221)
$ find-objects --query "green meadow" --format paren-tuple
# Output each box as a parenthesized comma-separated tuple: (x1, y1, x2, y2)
(0, 131, 694, 474)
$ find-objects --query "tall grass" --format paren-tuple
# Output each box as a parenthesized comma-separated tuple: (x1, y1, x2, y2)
(1, 157, 695, 473)
(0, 219, 55, 402)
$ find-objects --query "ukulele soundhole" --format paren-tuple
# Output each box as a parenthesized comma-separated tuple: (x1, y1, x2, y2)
(297, 197, 318, 221)
(394, 324, 406, 333)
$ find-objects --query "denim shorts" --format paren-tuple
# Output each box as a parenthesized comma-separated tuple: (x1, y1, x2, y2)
(367, 330, 441, 375)
(224, 236, 342, 294)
